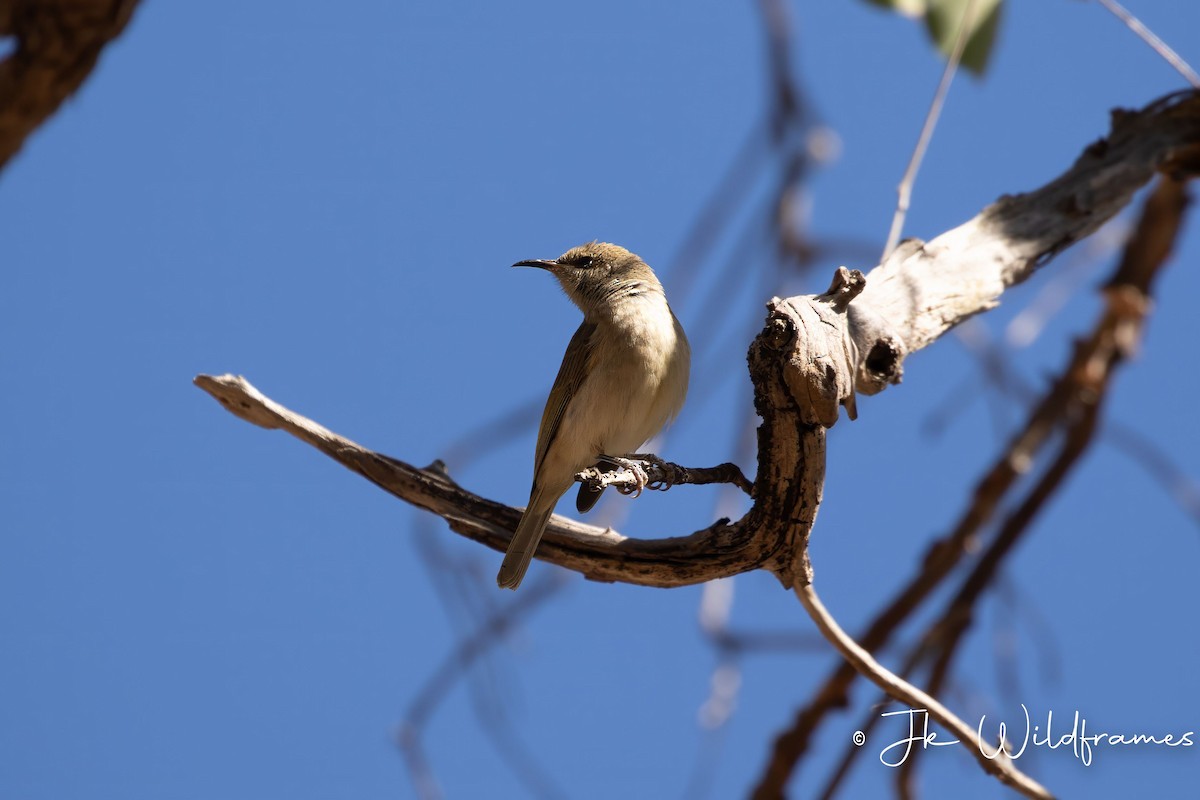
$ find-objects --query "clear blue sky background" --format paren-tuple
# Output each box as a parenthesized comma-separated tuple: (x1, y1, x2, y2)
(2, 1, 1197, 798)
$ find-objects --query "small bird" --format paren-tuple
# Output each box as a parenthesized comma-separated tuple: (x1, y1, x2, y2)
(497, 242, 690, 590)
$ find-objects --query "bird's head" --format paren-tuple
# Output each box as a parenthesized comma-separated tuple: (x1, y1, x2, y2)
(513, 241, 662, 313)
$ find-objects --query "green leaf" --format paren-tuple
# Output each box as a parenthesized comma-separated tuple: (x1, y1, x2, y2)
(923, 0, 1004, 75)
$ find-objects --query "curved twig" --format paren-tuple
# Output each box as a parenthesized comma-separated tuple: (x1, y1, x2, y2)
(793, 583, 1053, 800)
(194, 373, 767, 588)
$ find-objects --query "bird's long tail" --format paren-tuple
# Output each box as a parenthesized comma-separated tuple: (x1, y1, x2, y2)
(497, 486, 558, 589)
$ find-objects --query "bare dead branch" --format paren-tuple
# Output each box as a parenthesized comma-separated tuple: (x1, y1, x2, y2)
(663, 119, 769, 303)
(792, 584, 1052, 800)
(927, 295, 1200, 529)
(814, 642, 929, 800)
(894, 174, 1190, 776)
(1105, 423, 1200, 526)
(761, 176, 1192, 799)
(200, 88, 1198, 800)
(197, 88, 1198, 588)
(397, 571, 568, 800)
(882, 0, 979, 259)
(576, 458, 754, 498)
(0, 0, 139, 170)
(194, 373, 766, 588)
(845, 90, 1200, 382)
(1093, 0, 1200, 88)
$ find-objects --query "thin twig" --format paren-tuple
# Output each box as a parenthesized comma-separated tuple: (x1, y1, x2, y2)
(409, 513, 570, 799)
(928, 288, 1200, 530)
(662, 119, 769, 304)
(792, 583, 1053, 800)
(397, 572, 568, 799)
(895, 378, 1105, 789)
(441, 395, 542, 470)
(864, 176, 1189, 797)
(753, 353, 1075, 796)
(752, 171, 1194, 800)
(814, 641, 927, 800)
(1105, 424, 1200, 526)
(686, 398, 783, 798)
(882, 0, 980, 260)
(907, 170, 1189, 718)
(400, 573, 565, 729)
(1094, 0, 1200, 88)
(575, 458, 754, 498)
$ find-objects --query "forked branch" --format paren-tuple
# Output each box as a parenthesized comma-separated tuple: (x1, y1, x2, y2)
(198, 90, 1199, 800)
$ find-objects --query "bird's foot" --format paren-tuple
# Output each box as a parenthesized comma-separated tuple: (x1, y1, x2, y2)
(576, 455, 752, 499)
(622, 453, 674, 490)
(600, 454, 653, 498)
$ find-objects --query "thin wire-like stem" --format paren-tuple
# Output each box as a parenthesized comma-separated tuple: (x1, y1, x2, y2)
(397, 572, 568, 799)
(882, 0, 980, 260)
(1095, 0, 1200, 88)
(793, 583, 1053, 800)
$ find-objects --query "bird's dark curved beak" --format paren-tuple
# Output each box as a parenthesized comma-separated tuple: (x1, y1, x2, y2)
(512, 259, 558, 270)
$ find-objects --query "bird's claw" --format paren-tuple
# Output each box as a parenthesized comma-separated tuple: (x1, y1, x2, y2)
(603, 455, 651, 498)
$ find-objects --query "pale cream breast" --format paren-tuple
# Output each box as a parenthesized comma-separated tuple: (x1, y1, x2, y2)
(547, 292, 689, 472)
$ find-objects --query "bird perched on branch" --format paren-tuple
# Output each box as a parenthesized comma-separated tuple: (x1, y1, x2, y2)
(497, 242, 690, 589)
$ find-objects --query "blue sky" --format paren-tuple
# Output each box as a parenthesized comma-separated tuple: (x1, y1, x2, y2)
(1, 1, 1197, 798)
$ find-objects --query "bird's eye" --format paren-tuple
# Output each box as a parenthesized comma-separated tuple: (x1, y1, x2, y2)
(575, 256, 594, 269)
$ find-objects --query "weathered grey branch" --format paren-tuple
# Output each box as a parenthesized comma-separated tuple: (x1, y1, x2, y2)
(743, 92, 1199, 589)
(743, 91, 1198, 800)
(194, 374, 765, 588)
(781, 89, 1200, 407)
(197, 91, 1199, 593)
(198, 89, 1199, 800)
(786, 176, 1192, 800)
(890, 175, 1189, 795)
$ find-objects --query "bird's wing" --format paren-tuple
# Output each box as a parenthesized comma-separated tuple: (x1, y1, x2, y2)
(534, 319, 596, 475)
